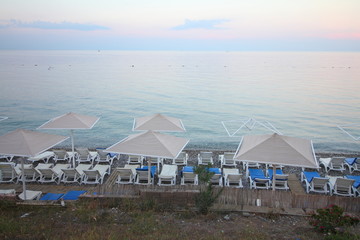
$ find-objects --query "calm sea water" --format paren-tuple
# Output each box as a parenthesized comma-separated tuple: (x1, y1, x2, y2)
(0, 50, 359, 153)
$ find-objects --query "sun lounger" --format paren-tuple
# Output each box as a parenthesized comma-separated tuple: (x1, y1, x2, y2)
(301, 171, 330, 194)
(248, 168, 271, 189)
(181, 166, 198, 185)
(345, 175, 360, 197)
(223, 168, 242, 188)
(0, 162, 17, 183)
(40, 193, 64, 201)
(18, 165, 41, 183)
(95, 148, 118, 165)
(61, 164, 92, 184)
(198, 152, 214, 165)
(172, 152, 188, 165)
(220, 152, 237, 168)
(243, 161, 261, 178)
(115, 164, 140, 184)
(0, 155, 14, 162)
(135, 166, 156, 185)
(158, 164, 178, 186)
(319, 157, 345, 173)
(75, 148, 99, 165)
(62, 190, 87, 200)
(345, 158, 360, 173)
(0, 189, 16, 195)
(53, 150, 75, 164)
(208, 168, 223, 186)
(267, 169, 289, 190)
(19, 190, 42, 200)
(81, 164, 111, 184)
(38, 163, 70, 184)
(28, 151, 55, 163)
(326, 176, 356, 197)
(127, 155, 144, 165)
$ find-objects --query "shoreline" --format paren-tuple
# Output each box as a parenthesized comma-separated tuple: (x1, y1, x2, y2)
(52, 147, 360, 159)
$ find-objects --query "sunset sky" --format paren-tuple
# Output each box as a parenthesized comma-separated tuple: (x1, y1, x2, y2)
(0, 0, 359, 51)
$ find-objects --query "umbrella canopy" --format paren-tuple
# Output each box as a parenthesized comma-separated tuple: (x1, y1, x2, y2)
(0, 129, 69, 199)
(234, 133, 319, 169)
(0, 129, 69, 157)
(38, 112, 100, 166)
(106, 130, 189, 159)
(133, 113, 186, 132)
(38, 112, 100, 130)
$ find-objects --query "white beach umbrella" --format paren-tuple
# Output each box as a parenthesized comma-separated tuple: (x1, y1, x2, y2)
(234, 133, 319, 190)
(106, 130, 189, 183)
(133, 113, 186, 132)
(38, 112, 100, 166)
(0, 129, 68, 199)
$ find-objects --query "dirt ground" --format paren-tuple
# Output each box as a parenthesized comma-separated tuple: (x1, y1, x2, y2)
(1, 200, 359, 240)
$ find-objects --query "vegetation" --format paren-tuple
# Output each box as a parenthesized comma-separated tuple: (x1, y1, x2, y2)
(309, 204, 359, 237)
(194, 164, 223, 214)
(0, 198, 359, 240)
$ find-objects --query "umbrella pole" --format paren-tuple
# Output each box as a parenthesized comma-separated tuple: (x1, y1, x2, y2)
(148, 158, 151, 185)
(272, 165, 276, 191)
(21, 157, 27, 200)
(70, 130, 75, 167)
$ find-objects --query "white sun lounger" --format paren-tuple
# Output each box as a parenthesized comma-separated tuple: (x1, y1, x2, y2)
(82, 164, 111, 184)
(301, 171, 330, 194)
(223, 168, 243, 188)
(319, 157, 345, 173)
(327, 176, 356, 197)
(75, 148, 99, 165)
(158, 164, 178, 186)
(248, 168, 270, 189)
(0, 189, 16, 195)
(115, 164, 140, 184)
(0, 155, 14, 162)
(198, 152, 214, 165)
(220, 153, 237, 168)
(53, 150, 75, 164)
(28, 151, 55, 163)
(61, 164, 92, 184)
(18, 190, 42, 200)
(172, 152, 188, 165)
(0, 162, 17, 183)
(95, 148, 118, 165)
(18, 165, 41, 183)
(127, 155, 144, 165)
(38, 163, 70, 184)
(345, 158, 360, 173)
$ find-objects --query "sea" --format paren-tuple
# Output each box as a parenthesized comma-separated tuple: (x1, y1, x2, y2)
(0, 50, 359, 154)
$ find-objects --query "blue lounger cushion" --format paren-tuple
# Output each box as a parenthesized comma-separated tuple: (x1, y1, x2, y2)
(302, 171, 321, 183)
(346, 175, 360, 188)
(249, 168, 270, 180)
(182, 166, 195, 173)
(40, 193, 64, 201)
(136, 166, 156, 177)
(208, 168, 221, 175)
(345, 158, 357, 165)
(267, 169, 284, 179)
(62, 190, 87, 200)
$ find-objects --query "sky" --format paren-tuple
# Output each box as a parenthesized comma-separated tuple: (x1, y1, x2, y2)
(0, 0, 359, 51)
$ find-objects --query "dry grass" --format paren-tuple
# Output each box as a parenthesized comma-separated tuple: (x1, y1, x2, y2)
(0, 198, 359, 240)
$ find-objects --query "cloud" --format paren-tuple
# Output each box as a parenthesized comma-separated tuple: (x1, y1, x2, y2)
(0, 19, 109, 31)
(172, 19, 230, 30)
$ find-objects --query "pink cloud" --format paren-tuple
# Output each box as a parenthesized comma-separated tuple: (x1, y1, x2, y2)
(325, 32, 360, 39)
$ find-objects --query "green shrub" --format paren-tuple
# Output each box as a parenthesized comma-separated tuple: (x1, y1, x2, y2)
(194, 164, 223, 215)
(309, 205, 359, 234)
